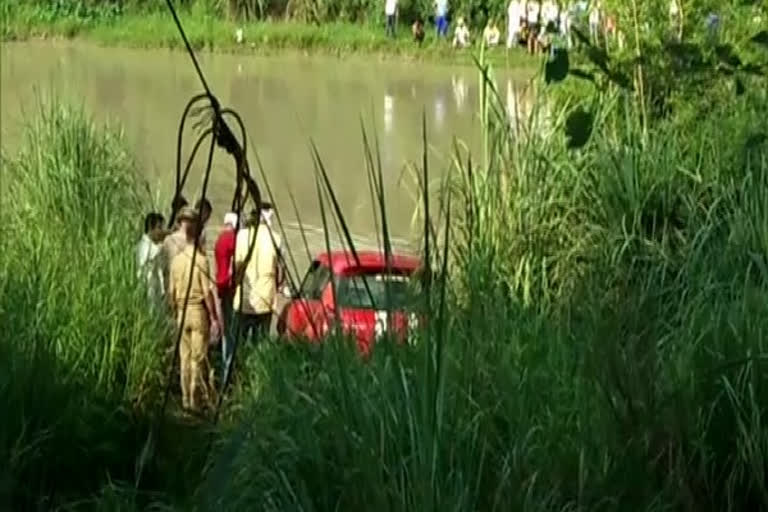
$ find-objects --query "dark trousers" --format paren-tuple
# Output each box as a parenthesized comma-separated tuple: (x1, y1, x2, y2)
(218, 288, 235, 376)
(386, 15, 396, 37)
(237, 312, 272, 344)
(219, 308, 270, 388)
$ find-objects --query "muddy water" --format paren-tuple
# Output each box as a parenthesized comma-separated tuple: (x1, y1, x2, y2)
(1, 41, 533, 268)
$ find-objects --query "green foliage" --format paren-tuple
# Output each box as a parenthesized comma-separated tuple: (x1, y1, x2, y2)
(1, 3, 768, 510)
(0, 99, 180, 509)
(190, 43, 768, 512)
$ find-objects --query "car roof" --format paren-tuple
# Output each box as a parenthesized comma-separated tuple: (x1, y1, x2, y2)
(315, 250, 422, 275)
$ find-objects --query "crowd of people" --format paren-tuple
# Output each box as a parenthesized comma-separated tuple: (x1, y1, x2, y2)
(136, 198, 283, 414)
(383, 0, 633, 54)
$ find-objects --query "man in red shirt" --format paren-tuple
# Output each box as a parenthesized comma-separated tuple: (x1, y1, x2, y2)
(215, 212, 238, 376)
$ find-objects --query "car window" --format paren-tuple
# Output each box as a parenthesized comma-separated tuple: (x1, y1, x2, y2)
(335, 272, 414, 310)
(299, 261, 331, 300)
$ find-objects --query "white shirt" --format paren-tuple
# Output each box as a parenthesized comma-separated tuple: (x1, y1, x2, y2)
(385, 0, 397, 16)
(454, 25, 470, 47)
(435, 0, 448, 17)
(589, 5, 600, 24)
(233, 224, 281, 315)
(542, 1, 558, 24)
(136, 234, 164, 300)
(508, 1, 522, 21)
(527, 2, 540, 23)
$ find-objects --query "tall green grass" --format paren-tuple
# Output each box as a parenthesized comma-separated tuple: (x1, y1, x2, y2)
(1, 22, 767, 511)
(197, 44, 768, 512)
(0, 99, 194, 509)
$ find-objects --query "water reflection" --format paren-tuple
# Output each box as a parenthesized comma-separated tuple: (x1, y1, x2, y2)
(383, 93, 394, 134)
(1, 42, 533, 255)
(434, 93, 446, 130)
(452, 74, 467, 112)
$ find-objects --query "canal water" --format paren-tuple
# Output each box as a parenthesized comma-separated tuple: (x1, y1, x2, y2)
(1, 41, 534, 266)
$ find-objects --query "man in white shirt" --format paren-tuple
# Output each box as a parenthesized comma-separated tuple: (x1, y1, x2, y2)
(589, 1, 601, 42)
(506, 0, 523, 49)
(233, 205, 281, 345)
(435, 0, 449, 37)
(136, 212, 166, 306)
(542, 0, 558, 28)
(385, 0, 398, 37)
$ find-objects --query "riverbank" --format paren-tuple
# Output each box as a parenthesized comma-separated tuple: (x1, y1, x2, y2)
(4, 12, 768, 509)
(2, 6, 538, 70)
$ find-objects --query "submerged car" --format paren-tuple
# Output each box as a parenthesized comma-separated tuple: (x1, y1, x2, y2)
(276, 250, 422, 355)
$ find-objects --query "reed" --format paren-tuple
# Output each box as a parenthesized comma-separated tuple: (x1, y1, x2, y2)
(199, 32, 768, 512)
(0, 98, 195, 509)
(2, 12, 768, 509)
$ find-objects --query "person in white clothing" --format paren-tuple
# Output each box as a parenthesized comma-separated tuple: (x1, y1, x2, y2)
(435, 0, 449, 37)
(506, 0, 523, 49)
(589, 1, 601, 42)
(385, 0, 398, 37)
(527, 1, 541, 27)
(483, 18, 501, 47)
(452, 16, 471, 48)
(542, 0, 558, 28)
(136, 212, 167, 306)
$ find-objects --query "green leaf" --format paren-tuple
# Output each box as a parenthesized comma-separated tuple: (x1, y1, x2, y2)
(565, 107, 594, 150)
(745, 133, 767, 151)
(750, 30, 768, 48)
(569, 68, 596, 83)
(735, 77, 745, 96)
(715, 44, 742, 68)
(545, 48, 569, 84)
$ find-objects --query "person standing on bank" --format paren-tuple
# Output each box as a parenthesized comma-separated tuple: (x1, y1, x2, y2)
(435, 0, 449, 37)
(385, 0, 398, 38)
(214, 212, 239, 373)
(233, 204, 281, 345)
(168, 206, 220, 413)
(161, 206, 197, 296)
(137, 212, 166, 306)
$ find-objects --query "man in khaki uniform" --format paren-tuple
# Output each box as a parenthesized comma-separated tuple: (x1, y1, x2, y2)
(233, 205, 281, 343)
(168, 207, 220, 412)
(161, 206, 196, 297)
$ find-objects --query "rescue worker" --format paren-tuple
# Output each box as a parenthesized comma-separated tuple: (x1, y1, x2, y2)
(214, 212, 239, 374)
(233, 203, 281, 345)
(161, 199, 212, 292)
(168, 206, 220, 413)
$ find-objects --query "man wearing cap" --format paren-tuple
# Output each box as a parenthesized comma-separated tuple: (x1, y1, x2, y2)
(168, 211, 220, 412)
(214, 212, 239, 373)
(233, 203, 281, 345)
(160, 205, 198, 296)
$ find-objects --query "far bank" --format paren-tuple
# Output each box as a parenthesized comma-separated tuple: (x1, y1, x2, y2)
(3, 8, 541, 70)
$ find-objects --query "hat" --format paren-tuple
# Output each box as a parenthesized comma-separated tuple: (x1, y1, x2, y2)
(223, 212, 239, 228)
(177, 206, 199, 222)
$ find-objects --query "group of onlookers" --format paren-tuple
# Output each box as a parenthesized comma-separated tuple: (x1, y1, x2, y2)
(136, 198, 282, 414)
(390, 0, 632, 54)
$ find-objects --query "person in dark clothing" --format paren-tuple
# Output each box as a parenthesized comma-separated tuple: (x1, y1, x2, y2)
(412, 17, 426, 44)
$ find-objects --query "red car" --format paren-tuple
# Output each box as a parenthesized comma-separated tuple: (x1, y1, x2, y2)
(277, 250, 422, 355)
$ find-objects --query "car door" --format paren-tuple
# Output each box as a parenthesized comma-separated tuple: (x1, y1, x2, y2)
(281, 261, 332, 341)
